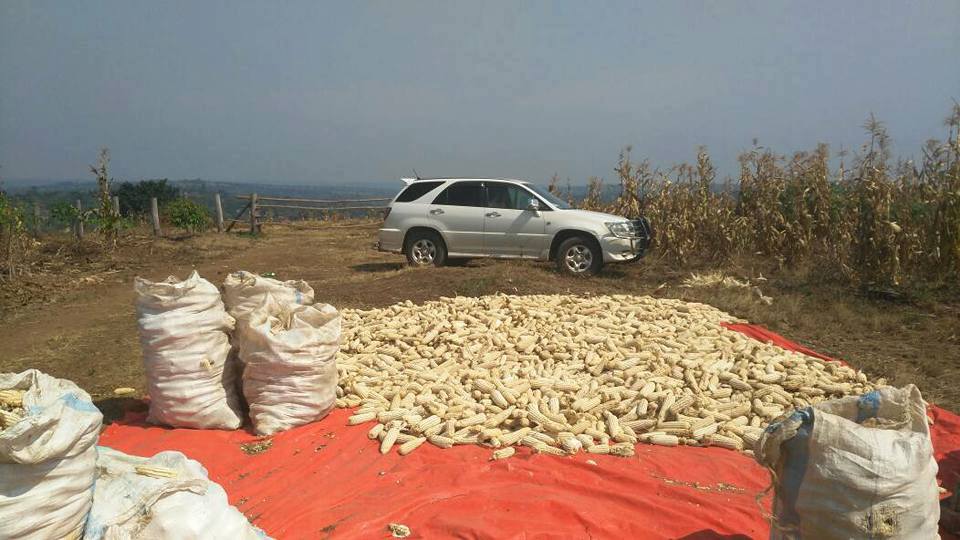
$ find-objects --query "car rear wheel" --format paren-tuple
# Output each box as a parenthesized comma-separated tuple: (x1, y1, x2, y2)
(556, 236, 602, 276)
(405, 230, 447, 267)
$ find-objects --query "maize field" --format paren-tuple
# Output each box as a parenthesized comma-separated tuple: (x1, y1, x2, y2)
(552, 109, 960, 288)
(335, 294, 880, 458)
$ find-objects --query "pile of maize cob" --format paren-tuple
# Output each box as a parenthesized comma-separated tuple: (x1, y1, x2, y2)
(335, 294, 879, 457)
(0, 389, 25, 431)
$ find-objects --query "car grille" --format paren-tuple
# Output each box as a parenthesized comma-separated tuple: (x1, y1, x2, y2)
(629, 217, 652, 239)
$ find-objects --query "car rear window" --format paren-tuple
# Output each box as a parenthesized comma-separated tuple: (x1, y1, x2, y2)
(395, 181, 444, 203)
(432, 181, 485, 207)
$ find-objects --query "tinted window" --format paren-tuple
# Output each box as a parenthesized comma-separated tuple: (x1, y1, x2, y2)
(486, 183, 530, 210)
(432, 182, 485, 207)
(487, 183, 550, 211)
(395, 181, 444, 203)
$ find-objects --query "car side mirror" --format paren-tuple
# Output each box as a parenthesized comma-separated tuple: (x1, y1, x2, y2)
(527, 198, 540, 211)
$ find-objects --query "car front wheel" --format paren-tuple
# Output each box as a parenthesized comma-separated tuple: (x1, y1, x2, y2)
(405, 230, 447, 267)
(556, 236, 602, 276)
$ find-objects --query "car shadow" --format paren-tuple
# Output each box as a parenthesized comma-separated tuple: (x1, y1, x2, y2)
(350, 262, 406, 273)
(677, 530, 753, 540)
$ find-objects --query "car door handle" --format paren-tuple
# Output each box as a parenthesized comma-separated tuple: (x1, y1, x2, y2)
(429, 208, 444, 215)
(485, 211, 501, 218)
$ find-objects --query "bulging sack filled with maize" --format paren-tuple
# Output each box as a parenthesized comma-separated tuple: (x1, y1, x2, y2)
(755, 384, 939, 539)
(0, 369, 103, 540)
(135, 271, 243, 429)
(237, 294, 340, 435)
(84, 446, 270, 539)
(222, 270, 314, 325)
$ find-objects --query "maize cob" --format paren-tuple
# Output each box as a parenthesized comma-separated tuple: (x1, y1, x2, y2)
(398, 437, 427, 455)
(499, 428, 531, 446)
(0, 409, 23, 428)
(428, 434, 455, 448)
(380, 425, 401, 454)
(669, 394, 695, 414)
(704, 434, 743, 451)
(691, 422, 719, 439)
(348, 411, 376, 425)
(610, 443, 635, 457)
(0, 390, 24, 407)
(647, 434, 679, 447)
(135, 465, 178, 479)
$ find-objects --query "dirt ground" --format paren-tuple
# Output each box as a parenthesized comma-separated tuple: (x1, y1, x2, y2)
(2, 221, 958, 419)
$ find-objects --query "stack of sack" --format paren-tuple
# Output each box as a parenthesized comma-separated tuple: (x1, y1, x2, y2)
(135, 270, 340, 436)
(0, 369, 268, 539)
(756, 384, 940, 539)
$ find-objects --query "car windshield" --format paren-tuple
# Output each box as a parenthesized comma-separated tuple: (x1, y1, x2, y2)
(523, 183, 572, 209)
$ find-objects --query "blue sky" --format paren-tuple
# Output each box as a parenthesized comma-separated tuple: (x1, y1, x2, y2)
(1, 1, 957, 185)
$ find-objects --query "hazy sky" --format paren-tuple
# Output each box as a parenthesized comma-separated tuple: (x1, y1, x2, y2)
(1, 1, 958, 185)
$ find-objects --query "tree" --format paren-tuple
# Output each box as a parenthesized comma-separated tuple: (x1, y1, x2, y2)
(114, 179, 179, 216)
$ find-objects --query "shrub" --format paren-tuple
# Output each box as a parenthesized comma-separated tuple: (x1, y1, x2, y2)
(49, 201, 82, 228)
(166, 198, 209, 233)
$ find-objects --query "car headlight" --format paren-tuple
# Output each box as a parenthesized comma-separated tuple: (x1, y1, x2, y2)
(605, 221, 636, 238)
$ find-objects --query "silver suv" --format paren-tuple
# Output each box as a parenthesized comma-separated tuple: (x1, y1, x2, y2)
(376, 178, 651, 276)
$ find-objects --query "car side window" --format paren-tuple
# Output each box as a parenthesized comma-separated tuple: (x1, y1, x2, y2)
(395, 181, 444, 203)
(486, 183, 523, 210)
(432, 182, 485, 207)
(487, 183, 550, 211)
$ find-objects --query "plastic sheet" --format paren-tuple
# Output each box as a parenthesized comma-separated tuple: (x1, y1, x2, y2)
(99, 324, 960, 539)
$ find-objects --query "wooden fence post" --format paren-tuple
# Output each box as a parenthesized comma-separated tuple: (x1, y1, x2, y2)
(249, 193, 258, 235)
(150, 197, 161, 237)
(214, 192, 224, 233)
(33, 204, 41, 235)
(75, 200, 84, 239)
(112, 195, 120, 217)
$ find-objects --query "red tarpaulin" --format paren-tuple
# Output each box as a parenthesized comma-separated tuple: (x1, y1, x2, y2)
(99, 325, 960, 539)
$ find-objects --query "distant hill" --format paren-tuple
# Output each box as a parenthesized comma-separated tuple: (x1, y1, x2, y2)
(4, 177, 734, 215)
(4, 178, 398, 197)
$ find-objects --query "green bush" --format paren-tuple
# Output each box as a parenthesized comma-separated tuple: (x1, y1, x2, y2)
(166, 198, 209, 233)
(50, 201, 81, 227)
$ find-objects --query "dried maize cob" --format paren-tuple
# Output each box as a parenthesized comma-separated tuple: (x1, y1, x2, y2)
(135, 465, 178, 479)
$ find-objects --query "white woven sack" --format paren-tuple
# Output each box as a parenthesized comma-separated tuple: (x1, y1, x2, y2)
(756, 384, 939, 539)
(84, 447, 269, 540)
(222, 270, 314, 325)
(238, 294, 340, 435)
(135, 271, 243, 429)
(0, 369, 103, 540)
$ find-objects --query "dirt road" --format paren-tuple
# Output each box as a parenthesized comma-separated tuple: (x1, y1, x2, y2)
(2, 222, 958, 416)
